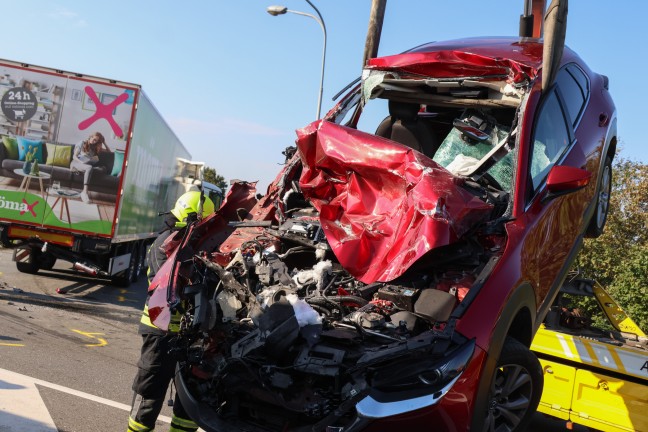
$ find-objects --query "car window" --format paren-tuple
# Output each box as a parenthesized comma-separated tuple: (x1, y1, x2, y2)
(556, 66, 585, 126)
(567, 64, 589, 101)
(530, 90, 570, 192)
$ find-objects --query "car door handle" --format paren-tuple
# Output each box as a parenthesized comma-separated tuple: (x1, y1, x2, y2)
(599, 113, 609, 127)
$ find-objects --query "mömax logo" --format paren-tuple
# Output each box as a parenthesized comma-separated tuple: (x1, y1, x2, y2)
(0, 196, 39, 217)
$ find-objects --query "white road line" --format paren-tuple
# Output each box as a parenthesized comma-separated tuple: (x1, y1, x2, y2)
(0, 367, 172, 427)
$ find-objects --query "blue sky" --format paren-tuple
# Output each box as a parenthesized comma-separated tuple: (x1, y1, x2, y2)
(1, 1, 644, 192)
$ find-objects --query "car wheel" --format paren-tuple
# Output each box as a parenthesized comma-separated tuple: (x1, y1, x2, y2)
(482, 337, 543, 432)
(586, 156, 612, 238)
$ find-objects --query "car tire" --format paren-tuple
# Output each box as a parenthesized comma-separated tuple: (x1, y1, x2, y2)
(482, 337, 543, 432)
(585, 155, 612, 238)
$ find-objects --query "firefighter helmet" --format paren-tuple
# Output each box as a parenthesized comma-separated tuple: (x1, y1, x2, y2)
(170, 191, 215, 224)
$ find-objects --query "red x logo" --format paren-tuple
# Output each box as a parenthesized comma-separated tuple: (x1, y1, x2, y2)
(20, 198, 39, 217)
(78, 86, 129, 137)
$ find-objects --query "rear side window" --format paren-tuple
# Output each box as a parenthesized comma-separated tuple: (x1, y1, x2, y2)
(556, 65, 588, 126)
(530, 90, 570, 192)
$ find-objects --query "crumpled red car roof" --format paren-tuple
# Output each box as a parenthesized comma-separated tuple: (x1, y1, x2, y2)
(366, 37, 541, 84)
(296, 120, 493, 283)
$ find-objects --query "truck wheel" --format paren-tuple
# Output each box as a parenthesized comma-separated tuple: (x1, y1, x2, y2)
(112, 248, 138, 287)
(0, 230, 14, 248)
(16, 248, 41, 274)
(586, 156, 612, 238)
(130, 244, 142, 283)
(40, 252, 57, 271)
(482, 337, 543, 432)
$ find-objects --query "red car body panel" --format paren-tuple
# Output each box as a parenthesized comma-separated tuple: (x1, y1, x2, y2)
(296, 120, 493, 283)
(367, 38, 542, 84)
(361, 346, 487, 431)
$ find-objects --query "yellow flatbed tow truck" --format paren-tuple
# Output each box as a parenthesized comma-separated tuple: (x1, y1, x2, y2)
(531, 278, 648, 431)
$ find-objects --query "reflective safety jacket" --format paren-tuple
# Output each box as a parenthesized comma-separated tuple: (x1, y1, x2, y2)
(139, 230, 182, 335)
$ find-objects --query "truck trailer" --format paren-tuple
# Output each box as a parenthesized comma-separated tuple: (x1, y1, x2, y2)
(0, 59, 216, 286)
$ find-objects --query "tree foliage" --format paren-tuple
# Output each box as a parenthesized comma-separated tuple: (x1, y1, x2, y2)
(573, 157, 648, 331)
(203, 166, 228, 191)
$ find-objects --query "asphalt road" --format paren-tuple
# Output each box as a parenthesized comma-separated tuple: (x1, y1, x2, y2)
(0, 246, 591, 432)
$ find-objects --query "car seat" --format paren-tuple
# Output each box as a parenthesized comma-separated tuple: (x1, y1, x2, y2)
(375, 100, 439, 157)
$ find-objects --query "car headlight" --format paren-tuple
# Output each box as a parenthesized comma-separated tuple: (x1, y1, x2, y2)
(356, 339, 475, 418)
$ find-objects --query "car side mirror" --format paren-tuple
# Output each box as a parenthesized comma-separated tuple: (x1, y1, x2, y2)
(542, 165, 592, 203)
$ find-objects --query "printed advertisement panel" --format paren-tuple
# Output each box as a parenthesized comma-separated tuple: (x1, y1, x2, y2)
(0, 62, 138, 236)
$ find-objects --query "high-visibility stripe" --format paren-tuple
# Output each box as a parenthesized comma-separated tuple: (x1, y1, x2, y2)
(556, 334, 574, 359)
(8, 226, 74, 247)
(170, 414, 198, 431)
(608, 348, 627, 374)
(590, 343, 618, 371)
(572, 338, 596, 364)
(140, 304, 181, 333)
(127, 416, 151, 432)
(533, 328, 648, 381)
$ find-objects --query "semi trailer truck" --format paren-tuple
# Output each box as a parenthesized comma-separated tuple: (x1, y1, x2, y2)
(0, 58, 220, 286)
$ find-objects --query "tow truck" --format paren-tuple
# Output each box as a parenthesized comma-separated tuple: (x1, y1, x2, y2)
(531, 278, 648, 431)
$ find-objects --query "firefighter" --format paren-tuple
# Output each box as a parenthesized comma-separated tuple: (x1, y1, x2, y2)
(127, 191, 215, 432)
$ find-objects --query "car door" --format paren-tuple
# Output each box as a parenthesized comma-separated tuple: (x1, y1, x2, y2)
(518, 83, 588, 313)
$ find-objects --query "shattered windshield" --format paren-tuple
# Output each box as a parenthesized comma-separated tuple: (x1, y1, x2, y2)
(433, 120, 514, 191)
(335, 73, 519, 195)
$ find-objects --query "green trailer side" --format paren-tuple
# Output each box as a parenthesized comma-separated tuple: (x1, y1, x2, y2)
(0, 59, 195, 286)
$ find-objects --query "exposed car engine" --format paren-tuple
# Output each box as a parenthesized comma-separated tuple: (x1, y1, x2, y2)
(171, 174, 504, 431)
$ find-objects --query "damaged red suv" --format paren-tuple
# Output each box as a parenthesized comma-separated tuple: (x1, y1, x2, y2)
(147, 18, 617, 432)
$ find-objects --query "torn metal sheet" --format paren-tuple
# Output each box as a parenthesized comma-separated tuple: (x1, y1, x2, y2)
(367, 44, 540, 84)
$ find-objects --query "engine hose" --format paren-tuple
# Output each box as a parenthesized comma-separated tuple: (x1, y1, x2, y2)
(309, 303, 330, 317)
(308, 295, 368, 308)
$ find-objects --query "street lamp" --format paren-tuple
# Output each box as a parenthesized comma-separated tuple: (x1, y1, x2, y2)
(267, 2, 327, 120)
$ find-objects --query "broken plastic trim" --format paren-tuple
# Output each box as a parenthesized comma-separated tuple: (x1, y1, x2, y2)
(356, 339, 476, 418)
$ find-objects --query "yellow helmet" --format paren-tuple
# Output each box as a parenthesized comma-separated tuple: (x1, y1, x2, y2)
(170, 191, 215, 224)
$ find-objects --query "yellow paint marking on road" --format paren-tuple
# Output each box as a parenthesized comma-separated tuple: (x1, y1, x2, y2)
(117, 288, 138, 303)
(0, 342, 24, 347)
(71, 329, 108, 347)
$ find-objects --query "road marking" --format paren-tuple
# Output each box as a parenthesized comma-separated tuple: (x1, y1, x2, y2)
(71, 329, 108, 347)
(0, 367, 58, 431)
(0, 342, 24, 347)
(0, 367, 172, 425)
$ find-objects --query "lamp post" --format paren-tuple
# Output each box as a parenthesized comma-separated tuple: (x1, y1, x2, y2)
(267, 2, 327, 120)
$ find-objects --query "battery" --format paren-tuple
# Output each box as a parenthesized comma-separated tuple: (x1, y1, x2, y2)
(376, 285, 420, 311)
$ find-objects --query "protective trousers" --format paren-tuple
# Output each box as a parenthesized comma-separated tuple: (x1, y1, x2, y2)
(127, 333, 198, 432)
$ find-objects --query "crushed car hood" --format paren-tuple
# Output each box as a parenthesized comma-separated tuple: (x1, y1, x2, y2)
(296, 120, 493, 283)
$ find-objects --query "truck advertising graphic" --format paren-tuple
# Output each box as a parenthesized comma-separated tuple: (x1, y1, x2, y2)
(0, 59, 208, 286)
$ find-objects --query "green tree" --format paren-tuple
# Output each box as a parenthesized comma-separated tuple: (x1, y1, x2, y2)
(574, 157, 648, 331)
(203, 166, 228, 191)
